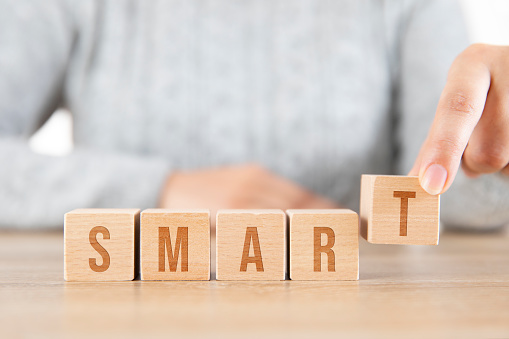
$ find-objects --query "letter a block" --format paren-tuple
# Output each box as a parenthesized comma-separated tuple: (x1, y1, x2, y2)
(140, 209, 210, 280)
(216, 210, 286, 280)
(360, 175, 440, 245)
(287, 209, 359, 281)
(64, 209, 140, 281)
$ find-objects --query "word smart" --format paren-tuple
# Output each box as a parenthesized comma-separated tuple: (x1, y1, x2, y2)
(64, 175, 440, 281)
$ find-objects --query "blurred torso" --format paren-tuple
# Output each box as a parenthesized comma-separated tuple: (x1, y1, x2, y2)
(65, 0, 394, 208)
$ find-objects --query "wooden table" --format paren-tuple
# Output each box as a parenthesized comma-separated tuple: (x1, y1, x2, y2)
(1, 229, 508, 338)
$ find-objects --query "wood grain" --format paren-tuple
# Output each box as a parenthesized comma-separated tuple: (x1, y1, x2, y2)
(360, 175, 440, 245)
(64, 208, 140, 281)
(1, 229, 509, 337)
(288, 209, 359, 280)
(216, 210, 286, 280)
(140, 209, 210, 280)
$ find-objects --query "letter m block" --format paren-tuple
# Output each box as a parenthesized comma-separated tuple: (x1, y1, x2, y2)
(360, 175, 440, 245)
(140, 209, 210, 281)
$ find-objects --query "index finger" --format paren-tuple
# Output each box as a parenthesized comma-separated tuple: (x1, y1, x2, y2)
(412, 46, 491, 195)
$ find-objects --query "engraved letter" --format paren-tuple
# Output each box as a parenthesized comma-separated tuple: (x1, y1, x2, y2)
(393, 191, 416, 236)
(89, 226, 111, 272)
(314, 227, 335, 272)
(240, 227, 264, 272)
(159, 227, 189, 272)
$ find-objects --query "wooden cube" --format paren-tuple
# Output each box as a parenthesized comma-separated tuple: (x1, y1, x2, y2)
(140, 209, 210, 280)
(64, 208, 139, 281)
(287, 209, 359, 281)
(216, 210, 286, 280)
(360, 175, 440, 245)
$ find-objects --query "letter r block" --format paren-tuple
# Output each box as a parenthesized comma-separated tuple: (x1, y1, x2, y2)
(287, 209, 359, 281)
(360, 175, 440, 245)
(216, 210, 286, 281)
(64, 209, 140, 281)
(140, 209, 210, 280)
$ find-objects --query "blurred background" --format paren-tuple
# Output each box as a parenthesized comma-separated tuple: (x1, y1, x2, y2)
(28, 0, 509, 157)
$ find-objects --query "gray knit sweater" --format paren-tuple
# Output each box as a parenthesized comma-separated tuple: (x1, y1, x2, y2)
(1, 0, 509, 229)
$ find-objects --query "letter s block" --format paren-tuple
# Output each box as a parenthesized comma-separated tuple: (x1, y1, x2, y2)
(288, 210, 359, 281)
(216, 210, 286, 281)
(360, 175, 440, 245)
(140, 209, 210, 280)
(64, 209, 140, 281)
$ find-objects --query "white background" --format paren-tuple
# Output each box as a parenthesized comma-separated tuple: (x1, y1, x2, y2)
(28, 0, 509, 156)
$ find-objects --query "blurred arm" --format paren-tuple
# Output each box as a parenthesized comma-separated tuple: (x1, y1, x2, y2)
(0, 0, 169, 229)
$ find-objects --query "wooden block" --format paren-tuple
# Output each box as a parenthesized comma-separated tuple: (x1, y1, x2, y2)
(216, 210, 286, 280)
(140, 209, 210, 280)
(64, 208, 139, 281)
(287, 209, 359, 281)
(360, 175, 440, 245)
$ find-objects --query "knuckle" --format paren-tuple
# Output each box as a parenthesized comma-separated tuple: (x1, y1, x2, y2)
(462, 43, 491, 60)
(460, 44, 508, 68)
(244, 163, 266, 176)
(468, 146, 508, 171)
(229, 197, 252, 209)
(460, 160, 478, 177)
(294, 190, 314, 208)
(238, 164, 269, 191)
(445, 93, 477, 118)
(467, 43, 489, 54)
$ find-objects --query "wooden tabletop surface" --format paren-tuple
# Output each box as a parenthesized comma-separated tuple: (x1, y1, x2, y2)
(1, 229, 508, 338)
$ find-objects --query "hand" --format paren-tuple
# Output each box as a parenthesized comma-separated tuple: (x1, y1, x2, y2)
(159, 164, 339, 224)
(409, 44, 509, 195)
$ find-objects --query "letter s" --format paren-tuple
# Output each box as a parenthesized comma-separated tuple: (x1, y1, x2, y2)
(89, 226, 111, 272)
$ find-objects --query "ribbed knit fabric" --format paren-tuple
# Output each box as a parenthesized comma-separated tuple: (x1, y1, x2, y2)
(1, 0, 508, 229)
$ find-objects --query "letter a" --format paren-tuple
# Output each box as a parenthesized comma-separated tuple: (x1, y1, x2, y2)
(240, 227, 264, 272)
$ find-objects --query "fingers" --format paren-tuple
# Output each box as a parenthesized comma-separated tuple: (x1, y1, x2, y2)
(412, 45, 492, 195)
(462, 82, 509, 175)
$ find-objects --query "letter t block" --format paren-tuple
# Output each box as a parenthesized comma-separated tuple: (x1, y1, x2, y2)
(360, 175, 440, 245)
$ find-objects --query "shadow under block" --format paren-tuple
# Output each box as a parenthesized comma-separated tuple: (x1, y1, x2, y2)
(64, 209, 140, 281)
(216, 210, 286, 281)
(360, 175, 440, 245)
(287, 209, 359, 281)
(140, 209, 210, 280)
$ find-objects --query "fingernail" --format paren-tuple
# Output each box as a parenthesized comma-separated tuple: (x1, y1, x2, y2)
(421, 164, 447, 195)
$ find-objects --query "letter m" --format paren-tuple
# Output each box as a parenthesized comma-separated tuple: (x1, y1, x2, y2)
(158, 227, 188, 272)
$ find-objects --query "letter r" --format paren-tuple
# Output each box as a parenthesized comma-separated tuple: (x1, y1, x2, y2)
(314, 227, 335, 272)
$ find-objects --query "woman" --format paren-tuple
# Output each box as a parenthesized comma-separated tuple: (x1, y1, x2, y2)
(1, 0, 508, 230)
